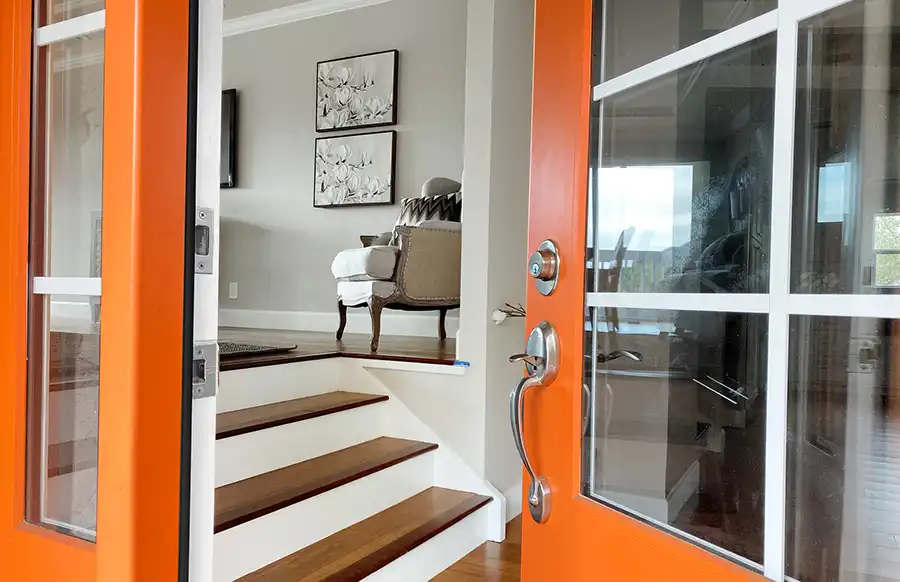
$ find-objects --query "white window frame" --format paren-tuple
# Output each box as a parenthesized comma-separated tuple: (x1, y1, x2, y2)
(585, 0, 889, 580)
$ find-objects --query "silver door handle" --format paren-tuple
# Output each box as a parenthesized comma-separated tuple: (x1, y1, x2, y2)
(510, 375, 549, 521)
(509, 321, 559, 524)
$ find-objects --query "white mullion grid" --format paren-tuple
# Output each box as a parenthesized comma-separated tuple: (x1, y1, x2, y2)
(33, 276, 101, 297)
(592, 10, 777, 103)
(786, 294, 900, 318)
(762, 3, 802, 579)
(35, 9, 106, 47)
(586, 292, 769, 314)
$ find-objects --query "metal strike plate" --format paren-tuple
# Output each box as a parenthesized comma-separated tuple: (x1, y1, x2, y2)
(192, 341, 218, 399)
(195, 207, 214, 275)
(529, 240, 560, 296)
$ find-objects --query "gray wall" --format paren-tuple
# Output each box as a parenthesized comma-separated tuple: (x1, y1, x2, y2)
(220, 0, 467, 313)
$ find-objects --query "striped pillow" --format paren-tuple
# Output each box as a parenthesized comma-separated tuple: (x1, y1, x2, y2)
(395, 191, 462, 227)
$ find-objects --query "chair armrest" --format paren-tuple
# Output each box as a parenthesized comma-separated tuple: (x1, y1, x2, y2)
(393, 225, 461, 302)
(360, 231, 392, 247)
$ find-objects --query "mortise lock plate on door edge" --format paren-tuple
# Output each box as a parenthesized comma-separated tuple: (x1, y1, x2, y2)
(529, 240, 560, 296)
(192, 341, 218, 399)
(195, 207, 214, 275)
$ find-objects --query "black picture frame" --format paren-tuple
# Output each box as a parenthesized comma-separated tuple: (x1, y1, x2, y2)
(313, 130, 397, 208)
(315, 49, 399, 133)
(221, 89, 238, 188)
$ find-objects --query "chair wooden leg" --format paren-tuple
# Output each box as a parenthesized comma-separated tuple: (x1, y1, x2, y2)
(368, 298, 384, 352)
(438, 307, 449, 341)
(336, 300, 347, 341)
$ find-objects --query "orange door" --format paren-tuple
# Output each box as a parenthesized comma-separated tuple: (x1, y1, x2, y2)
(0, 0, 193, 580)
(524, 0, 900, 580)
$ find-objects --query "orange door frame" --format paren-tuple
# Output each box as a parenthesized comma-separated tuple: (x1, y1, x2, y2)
(522, 0, 766, 579)
(0, 0, 193, 580)
(0, 1, 94, 579)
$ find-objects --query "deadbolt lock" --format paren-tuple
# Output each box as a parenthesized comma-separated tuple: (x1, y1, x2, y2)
(529, 240, 560, 296)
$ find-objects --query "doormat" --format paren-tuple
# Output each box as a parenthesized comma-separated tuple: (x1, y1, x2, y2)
(218, 341, 298, 358)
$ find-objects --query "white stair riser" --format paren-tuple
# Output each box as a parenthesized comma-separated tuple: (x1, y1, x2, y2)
(215, 402, 389, 486)
(218, 359, 347, 413)
(213, 453, 434, 582)
(362, 507, 489, 582)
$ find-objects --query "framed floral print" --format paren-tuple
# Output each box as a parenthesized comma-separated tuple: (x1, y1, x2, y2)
(314, 130, 396, 208)
(316, 50, 399, 132)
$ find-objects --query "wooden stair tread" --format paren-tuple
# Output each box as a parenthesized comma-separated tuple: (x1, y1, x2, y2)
(215, 437, 437, 533)
(237, 487, 492, 581)
(216, 391, 388, 439)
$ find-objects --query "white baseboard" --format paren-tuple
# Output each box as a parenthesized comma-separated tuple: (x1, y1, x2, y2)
(219, 308, 459, 339)
(503, 483, 522, 522)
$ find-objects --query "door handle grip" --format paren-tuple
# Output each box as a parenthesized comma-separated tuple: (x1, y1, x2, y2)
(596, 350, 643, 364)
(510, 375, 551, 524)
(510, 375, 541, 491)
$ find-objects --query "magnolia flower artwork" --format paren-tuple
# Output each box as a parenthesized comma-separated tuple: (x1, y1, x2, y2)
(314, 131, 396, 207)
(316, 50, 398, 132)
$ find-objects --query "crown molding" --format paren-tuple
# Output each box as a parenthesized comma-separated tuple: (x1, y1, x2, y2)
(223, 0, 396, 38)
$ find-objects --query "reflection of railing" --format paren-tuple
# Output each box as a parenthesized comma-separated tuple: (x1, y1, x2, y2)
(590, 249, 669, 293)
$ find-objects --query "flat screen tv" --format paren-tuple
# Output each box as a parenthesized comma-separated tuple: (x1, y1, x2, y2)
(221, 89, 238, 188)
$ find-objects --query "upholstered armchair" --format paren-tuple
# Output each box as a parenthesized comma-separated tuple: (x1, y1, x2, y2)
(331, 178, 462, 352)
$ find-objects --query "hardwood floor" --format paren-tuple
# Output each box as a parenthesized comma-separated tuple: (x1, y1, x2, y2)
(433, 516, 522, 581)
(218, 327, 456, 371)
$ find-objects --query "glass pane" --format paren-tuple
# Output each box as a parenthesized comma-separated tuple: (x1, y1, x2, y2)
(27, 33, 104, 542)
(786, 315, 900, 582)
(583, 307, 768, 566)
(41, 32, 105, 279)
(598, 0, 775, 82)
(40, 0, 105, 26)
(791, 0, 900, 294)
(28, 295, 99, 541)
(588, 34, 775, 294)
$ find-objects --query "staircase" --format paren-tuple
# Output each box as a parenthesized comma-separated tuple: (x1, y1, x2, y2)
(213, 359, 502, 581)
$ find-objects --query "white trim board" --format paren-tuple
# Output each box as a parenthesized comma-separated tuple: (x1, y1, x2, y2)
(502, 482, 522, 523)
(219, 308, 459, 338)
(223, 0, 398, 38)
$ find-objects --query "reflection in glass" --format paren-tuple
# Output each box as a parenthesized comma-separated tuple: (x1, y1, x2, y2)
(786, 316, 900, 582)
(40, 0, 105, 25)
(598, 0, 776, 81)
(588, 34, 775, 294)
(28, 296, 99, 540)
(791, 1, 900, 294)
(44, 32, 105, 279)
(584, 307, 767, 565)
(26, 33, 104, 542)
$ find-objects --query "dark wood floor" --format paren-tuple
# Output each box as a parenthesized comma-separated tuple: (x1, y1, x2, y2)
(433, 517, 522, 581)
(218, 328, 456, 371)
